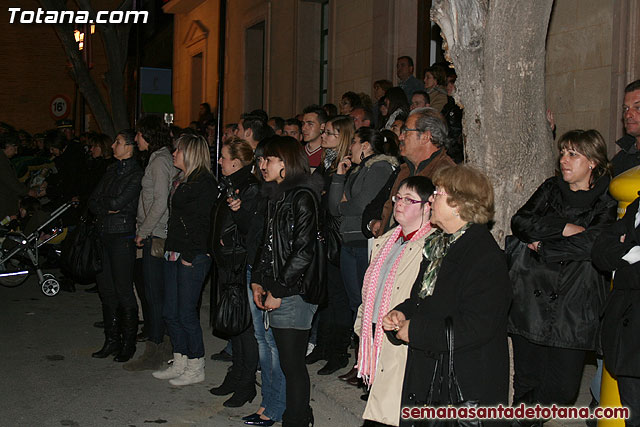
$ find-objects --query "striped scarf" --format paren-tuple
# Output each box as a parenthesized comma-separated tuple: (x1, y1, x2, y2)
(357, 220, 432, 387)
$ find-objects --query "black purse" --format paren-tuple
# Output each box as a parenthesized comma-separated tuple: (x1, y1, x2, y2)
(61, 212, 102, 284)
(212, 231, 252, 337)
(422, 318, 482, 427)
(296, 188, 327, 305)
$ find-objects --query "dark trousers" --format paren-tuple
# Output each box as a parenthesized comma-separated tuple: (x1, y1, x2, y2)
(340, 244, 369, 319)
(96, 232, 137, 313)
(618, 376, 640, 427)
(142, 240, 166, 344)
(163, 254, 211, 358)
(133, 257, 145, 327)
(511, 334, 586, 405)
(315, 262, 352, 357)
(230, 325, 259, 390)
(272, 327, 313, 426)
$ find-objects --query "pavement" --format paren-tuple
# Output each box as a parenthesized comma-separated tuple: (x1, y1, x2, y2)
(0, 270, 596, 427)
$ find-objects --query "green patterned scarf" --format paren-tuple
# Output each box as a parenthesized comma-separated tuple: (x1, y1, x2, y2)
(418, 222, 471, 298)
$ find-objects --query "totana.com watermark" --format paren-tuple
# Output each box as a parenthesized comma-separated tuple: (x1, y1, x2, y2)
(7, 7, 148, 24)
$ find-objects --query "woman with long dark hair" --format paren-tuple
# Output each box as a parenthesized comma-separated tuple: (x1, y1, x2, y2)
(89, 130, 143, 362)
(328, 127, 399, 378)
(122, 115, 175, 371)
(152, 134, 218, 386)
(251, 136, 323, 427)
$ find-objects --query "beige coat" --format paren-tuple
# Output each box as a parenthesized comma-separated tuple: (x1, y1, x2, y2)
(355, 227, 431, 426)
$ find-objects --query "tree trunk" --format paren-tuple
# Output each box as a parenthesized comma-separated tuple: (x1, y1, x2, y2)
(432, 0, 556, 246)
(39, 0, 132, 138)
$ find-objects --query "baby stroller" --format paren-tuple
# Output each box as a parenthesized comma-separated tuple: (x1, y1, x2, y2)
(0, 201, 76, 296)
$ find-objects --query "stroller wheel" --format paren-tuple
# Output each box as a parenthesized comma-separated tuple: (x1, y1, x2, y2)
(42, 278, 60, 296)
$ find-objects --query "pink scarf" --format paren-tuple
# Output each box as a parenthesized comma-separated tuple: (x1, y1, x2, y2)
(357, 220, 432, 387)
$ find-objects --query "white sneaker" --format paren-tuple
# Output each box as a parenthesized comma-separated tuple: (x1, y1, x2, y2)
(169, 357, 205, 386)
(306, 343, 315, 357)
(152, 353, 187, 380)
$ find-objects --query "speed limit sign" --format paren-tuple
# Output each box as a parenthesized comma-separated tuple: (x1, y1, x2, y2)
(50, 95, 71, 120)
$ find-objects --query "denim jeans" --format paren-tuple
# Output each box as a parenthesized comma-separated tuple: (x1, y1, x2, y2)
(96, 232, 137, 313)
(340, 245, 369, 318)
(247, 265, 286, 422)
(163, 254, 211, 358)
(142, 239, 166, 344)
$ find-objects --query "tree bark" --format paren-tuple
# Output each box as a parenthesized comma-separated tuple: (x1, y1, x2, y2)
(432, 0, 555, 246)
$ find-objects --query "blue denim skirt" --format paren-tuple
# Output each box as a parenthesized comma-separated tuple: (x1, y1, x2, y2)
(266, 295, 317, 330)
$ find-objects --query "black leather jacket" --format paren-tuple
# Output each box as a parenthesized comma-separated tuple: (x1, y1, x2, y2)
(252, 177, 322, 299)
(88, 157, 143, 235)
(165, 168, 218, 263)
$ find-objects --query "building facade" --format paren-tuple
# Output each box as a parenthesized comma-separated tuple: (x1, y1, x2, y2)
(165, 0, 640, 151)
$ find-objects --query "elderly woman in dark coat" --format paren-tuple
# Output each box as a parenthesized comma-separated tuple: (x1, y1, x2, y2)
(383, 164, 512, 426)
(508, 130, 616, 411)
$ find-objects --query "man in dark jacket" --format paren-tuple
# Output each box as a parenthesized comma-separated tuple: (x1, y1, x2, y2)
(592, 197, 640, 427)
(612, 80, 640, 177)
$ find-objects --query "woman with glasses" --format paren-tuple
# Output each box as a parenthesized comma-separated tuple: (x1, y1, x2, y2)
(305, 116, 355, 375)
(328, 127, 399, 379)
(355, 176, 434, 425)
(383, 165, 511, 426)
(508, 130, 616, 413)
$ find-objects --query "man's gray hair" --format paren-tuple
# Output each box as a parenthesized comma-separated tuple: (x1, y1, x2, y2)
(409, 107, 449, 148)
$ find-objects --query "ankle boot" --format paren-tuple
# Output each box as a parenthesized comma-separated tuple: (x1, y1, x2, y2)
(223, 388, 256, 407)
(209, 371, 239, 395)
(114, 308, 138, 362)
(123, 341, 160, 371)
(153, 353, 187, 379)
(92, 306, 121, 358)
(169, 357, 205, 386)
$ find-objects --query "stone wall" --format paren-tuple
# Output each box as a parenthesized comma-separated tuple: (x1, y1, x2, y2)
(545, 0, 614, 149)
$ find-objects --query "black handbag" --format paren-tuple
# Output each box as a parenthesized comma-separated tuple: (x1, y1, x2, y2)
(212, 232, 252, 337)
(323, 212, 342, 266)
(296, 188, 327, 305)
(422, 318, 482, 427)
(61, 213, 102, 284)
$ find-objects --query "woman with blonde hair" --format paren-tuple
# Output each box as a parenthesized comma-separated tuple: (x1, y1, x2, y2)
(152, 133, 218, 386)
(305, 115, 356, 374)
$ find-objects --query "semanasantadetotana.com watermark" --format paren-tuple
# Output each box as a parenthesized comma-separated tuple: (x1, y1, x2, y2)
(7, 7, 148, 24)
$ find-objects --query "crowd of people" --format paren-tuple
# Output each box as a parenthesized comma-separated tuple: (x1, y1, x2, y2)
(2, 58, 640, 427)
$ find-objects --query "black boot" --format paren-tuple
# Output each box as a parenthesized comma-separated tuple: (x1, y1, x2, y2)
(223, 387, 256, 407)
(209, 371, 239, 396)
(114, 308, 138, 362)
(305, 346, 327, 364)
(92, 306, 121, 358)
(318, 325, 350, 375)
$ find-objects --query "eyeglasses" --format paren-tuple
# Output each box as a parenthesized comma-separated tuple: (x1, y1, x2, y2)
(392, 195, 427, 206)
(400, 126, 421, 135)
(433, 189, 448, 197)
(322, 130, 339, 137)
